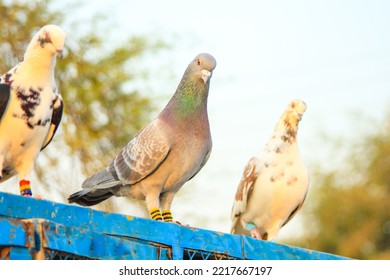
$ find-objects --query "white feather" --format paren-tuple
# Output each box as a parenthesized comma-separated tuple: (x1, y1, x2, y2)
(231, 100, 309, 240)
(0, 25, 65, 193)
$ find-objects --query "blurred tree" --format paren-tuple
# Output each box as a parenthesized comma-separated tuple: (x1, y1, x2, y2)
(293, 115, 390, 260)
(0, 0, 165, 203)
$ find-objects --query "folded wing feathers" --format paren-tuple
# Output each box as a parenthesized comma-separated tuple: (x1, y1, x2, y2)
(41, 99, 63, 151)
(111, 121, 171, 184)
(231, 157, 259, 220)
(0, 84, 11, 121)
(81, 120, 171, 193)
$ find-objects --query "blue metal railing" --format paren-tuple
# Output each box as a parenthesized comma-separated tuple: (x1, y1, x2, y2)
(0, 191, 347, 260)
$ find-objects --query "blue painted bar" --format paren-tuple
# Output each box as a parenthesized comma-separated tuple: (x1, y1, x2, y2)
(0, 191, 348, 260)
(8, 246, 34, 260)
(0, 218, 32, 247)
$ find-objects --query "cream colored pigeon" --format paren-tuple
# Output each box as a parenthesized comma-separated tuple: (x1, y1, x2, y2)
(69, 53, 217, 222)
(0, 25, 65, 196)
(231, 99, 309, 240)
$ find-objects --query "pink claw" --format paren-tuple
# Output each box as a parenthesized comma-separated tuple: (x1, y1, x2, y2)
(250, 228, 263, 240)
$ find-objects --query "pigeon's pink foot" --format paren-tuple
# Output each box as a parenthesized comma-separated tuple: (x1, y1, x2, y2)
(250, 228, 263, 239)
(173, 221, 190, 226)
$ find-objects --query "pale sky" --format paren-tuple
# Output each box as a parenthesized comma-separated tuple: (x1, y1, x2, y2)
(5, 0, 390, 240)
(86, 0, 390, 238)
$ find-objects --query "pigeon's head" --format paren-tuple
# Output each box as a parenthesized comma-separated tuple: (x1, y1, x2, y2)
(281, 99, 307, 138)
(29, 25, 66, 58)
(189, 53, 217, 84)
(288, 99, 307, 121)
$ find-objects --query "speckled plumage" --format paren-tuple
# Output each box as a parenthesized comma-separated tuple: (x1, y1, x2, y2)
(231, 100, 309, 240)
(0, 25, 65, 196)
(68, 53, 217, 222)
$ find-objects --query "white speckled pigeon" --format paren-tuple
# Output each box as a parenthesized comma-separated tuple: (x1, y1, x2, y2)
(231, 99, 309, 240)
(68, 53, 217, 222)
(0, 25, 65, 196)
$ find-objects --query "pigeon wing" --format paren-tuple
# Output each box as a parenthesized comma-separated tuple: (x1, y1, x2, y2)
(0, 83, 11, 122)
(41, 96, 63, 150)
(110, 120, 171, 184)
(83, 119, 171, 189)
(231, 157, 259, 226)
(281, 191, 308, 228)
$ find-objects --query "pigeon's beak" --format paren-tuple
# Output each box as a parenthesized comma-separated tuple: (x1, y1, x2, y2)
(296, 110, 306, 121)
(56, 49, 64, 59)
(201, 69, 212, 84)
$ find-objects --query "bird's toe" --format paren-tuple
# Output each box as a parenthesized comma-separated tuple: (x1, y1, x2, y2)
(250, 228, 263, 240)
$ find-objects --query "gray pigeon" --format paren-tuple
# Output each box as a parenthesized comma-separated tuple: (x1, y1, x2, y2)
(68, 53, 217, 222)
(231, 99, 309, 240)
(0, 25, 65, 196)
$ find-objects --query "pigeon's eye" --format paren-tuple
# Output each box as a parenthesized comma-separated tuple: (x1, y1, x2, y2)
(197, 58, 201, 66)
(38, 31, 52, 47)
(38, 36, 45, 47)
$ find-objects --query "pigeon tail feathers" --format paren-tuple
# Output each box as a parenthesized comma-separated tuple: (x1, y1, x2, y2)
(81, 168, 120, 190)
(67, 188, 115, 206)
(68, 169, 121, 205)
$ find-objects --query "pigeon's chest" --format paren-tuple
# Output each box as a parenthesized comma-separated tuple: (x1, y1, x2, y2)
(0, 84, 56, 156)
(161, 130, 211, 188)
(9, 85, 57, 129)
(247, 148, 309, 214)
(262, 149, 307, 185)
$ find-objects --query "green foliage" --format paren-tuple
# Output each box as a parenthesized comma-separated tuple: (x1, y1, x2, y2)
(56, 31, 156, 175)
(0, 0, 62, 68)
(0, 0, 164, 197)
(295, 115, 390, 259)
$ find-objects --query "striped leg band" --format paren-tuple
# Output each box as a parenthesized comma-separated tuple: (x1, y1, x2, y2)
(19, 180, 32, 196)
(150, 208, 162, 221)
(162, 210, 173, 222)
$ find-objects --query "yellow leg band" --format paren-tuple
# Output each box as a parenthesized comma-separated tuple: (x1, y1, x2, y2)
(150, 208, 162, 221)
(162, 210, 173, 222)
